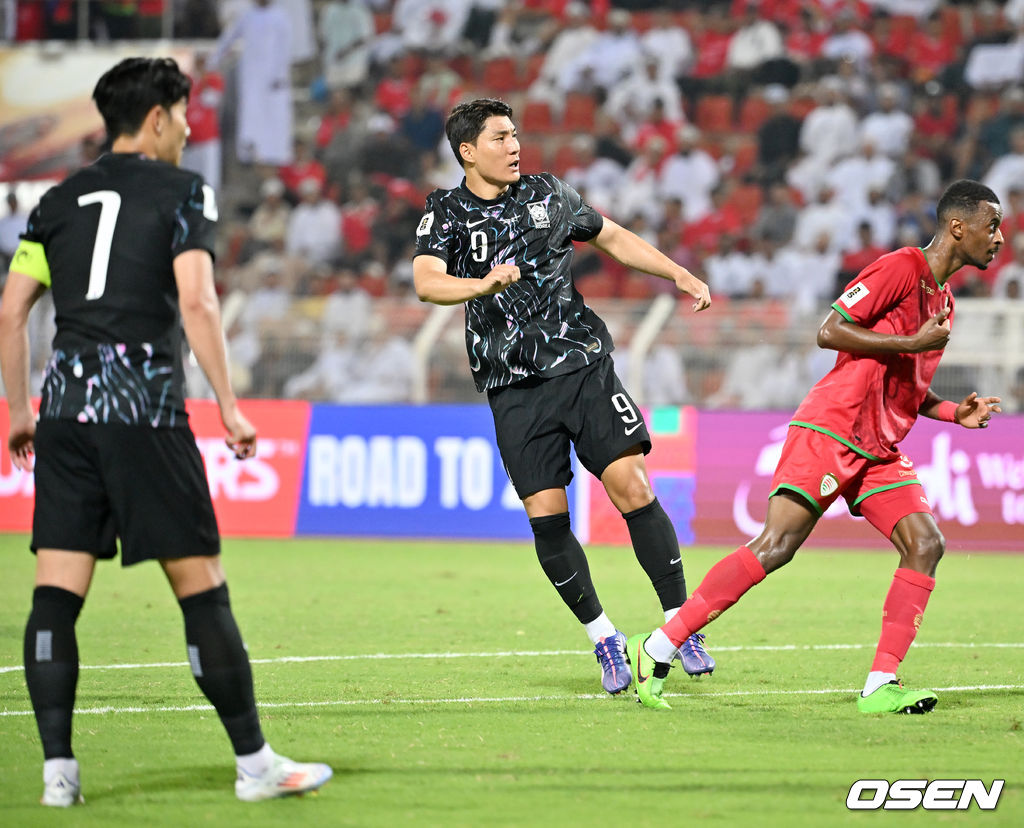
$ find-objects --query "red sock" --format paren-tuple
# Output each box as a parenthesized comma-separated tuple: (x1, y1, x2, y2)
(662, 546, 766, 648)
(870, 568, 935, 674)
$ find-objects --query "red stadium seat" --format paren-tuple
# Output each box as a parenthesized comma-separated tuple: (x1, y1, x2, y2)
(521, 100, 554, 134)
(550, 141, 578, 176)
(727, 184, 763, 226)
(730, 137, 758, 176)
(561, 92, 597, 131)
(521, 53, 546, 86)
(481, 56, 518, 93)
(695, 94, 734, 133)
(517, 142, 546, 175)
(738, 94, 772, 133)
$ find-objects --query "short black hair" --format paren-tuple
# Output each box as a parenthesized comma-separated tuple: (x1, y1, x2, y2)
(445, 98, 514, 167)
(936, 179, 999, 223)
(93, 57, 191, 141)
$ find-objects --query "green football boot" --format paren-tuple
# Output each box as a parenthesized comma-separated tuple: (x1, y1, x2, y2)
(857, 681, 938, 714)
(626, 634, 671, 710)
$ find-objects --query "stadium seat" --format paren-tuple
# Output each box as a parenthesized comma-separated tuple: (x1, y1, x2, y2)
(695, 94, 734, 133)
(521, 100, 554, 134)
(738, 94, 772, 133)
(561, 92, 597, 131)
(482, 56, 518, 93)
(726, 184, 763, 225)
(730, 137, 758, 176)
(522, 53, 545, 86)
(551, 142, 578, 176)
(517, 142, 546, 175)
(788, 95, 817, 120)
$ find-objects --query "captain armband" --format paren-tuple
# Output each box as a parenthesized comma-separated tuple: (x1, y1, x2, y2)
(9, 240, 51, 287)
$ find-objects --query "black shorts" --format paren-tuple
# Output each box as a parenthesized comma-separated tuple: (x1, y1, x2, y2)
(31, 419, 220, 565)
(487, 355, 651, 499)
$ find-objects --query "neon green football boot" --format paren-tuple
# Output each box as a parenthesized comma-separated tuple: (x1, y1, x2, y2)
(626, 634, 671, 710)
(857, 681, 938, 714)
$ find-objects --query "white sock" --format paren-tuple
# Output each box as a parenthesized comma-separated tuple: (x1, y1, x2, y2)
(43, 757, 78, 785)
(583, 612, 617, 644)
(236, 742, 275, 777)
(664, 606, 681, 623)
(645, 628, 678, 664)
(862, 671, 897, 697)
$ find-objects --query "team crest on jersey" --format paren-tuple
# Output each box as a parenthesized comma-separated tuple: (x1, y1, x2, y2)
(416, 212, 434, 237)
(840, 281, 869, 307)
(527, 201, 550, 229)
(819, 473, 839, 497)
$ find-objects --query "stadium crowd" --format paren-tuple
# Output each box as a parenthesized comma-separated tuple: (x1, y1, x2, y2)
(3, 0, 1024, 407)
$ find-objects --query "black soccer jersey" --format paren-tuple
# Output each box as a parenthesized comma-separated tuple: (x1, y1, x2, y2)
(414, 173, 611, 391)
(19, 153, 217, 427)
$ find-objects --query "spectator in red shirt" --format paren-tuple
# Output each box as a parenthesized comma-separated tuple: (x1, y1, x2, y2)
(278, 138, 327, 201)
(181, 52, 224, 191)
(315, 88, 354, 153)
(906, 12, 957, 83)
(683, 183, 744, 255)
(375, 55, 414, 119)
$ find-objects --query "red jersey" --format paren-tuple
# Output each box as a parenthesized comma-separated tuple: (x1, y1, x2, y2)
(791, 247, 954, 460)
(186, 72, 224, 144)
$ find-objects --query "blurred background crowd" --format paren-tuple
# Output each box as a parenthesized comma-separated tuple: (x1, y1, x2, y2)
(1, 0, 1023, 411)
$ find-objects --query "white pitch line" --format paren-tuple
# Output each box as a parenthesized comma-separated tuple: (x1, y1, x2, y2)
(0, 684, 1020, 718)
(0, 641, 1021, 676)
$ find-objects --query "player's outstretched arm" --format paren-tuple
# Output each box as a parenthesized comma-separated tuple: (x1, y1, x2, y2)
(817, 307, 951, 354)
(920, 389, 1001, 429)
(413, 254, 520, 305)
(589, 218, 710, 312)
(173, 249, 256, 459)
(0, 270, 47, 471)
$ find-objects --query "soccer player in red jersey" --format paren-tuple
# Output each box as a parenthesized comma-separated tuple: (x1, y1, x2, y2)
(628, 179, 1004, 713)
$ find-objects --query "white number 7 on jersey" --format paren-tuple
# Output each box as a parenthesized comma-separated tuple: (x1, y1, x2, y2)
(77, 190, 122, 300)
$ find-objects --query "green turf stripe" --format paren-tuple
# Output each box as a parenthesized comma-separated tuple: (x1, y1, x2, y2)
(851, 479, 922, 507)
(769, 484, 824, 516)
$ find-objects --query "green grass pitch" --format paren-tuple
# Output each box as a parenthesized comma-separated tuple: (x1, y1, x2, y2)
(0, 533, 1021, 826)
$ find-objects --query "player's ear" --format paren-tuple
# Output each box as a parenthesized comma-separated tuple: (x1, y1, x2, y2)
(149, 104, 166, 137)
(459, 141, 475, 166)
(948, 216, 963, 241)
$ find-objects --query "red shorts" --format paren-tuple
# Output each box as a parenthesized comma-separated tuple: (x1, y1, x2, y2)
(769, 425, 933, 539)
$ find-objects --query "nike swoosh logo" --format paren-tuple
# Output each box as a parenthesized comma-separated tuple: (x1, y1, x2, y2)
(554, 572, 577, 587)
(625, 423, 643, 436)
(466, 218, 488, 228)
(669, 556, 681, 565)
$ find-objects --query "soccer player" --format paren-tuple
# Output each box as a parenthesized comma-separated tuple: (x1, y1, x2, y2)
(628, 179, 1003, 712)
(412, 98, 715, 695)
(0, 57, 331, 805)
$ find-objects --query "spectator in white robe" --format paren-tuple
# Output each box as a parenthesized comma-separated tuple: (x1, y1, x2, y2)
(659, 125, 720, 222)
(860, 83, 915, 159)
(562, 136, 625, 216)
(279, 0, 316, 63)
(983, 126, 1024, 207)
(212, 0, 294, 165)
(286, 179, 342, 266)
(639, 9, 693, 80)
(319, 0, 374, 89)
(799, 76, 859, 167)
(526, 2, 597, 111)
(604, 54, 685, 129)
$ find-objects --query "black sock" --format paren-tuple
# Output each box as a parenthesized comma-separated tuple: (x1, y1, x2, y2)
(24, 586, 84, 760)
(624, 498, 687, 613)
(178, 584, 265, 756)
(529, 512, 603, 624)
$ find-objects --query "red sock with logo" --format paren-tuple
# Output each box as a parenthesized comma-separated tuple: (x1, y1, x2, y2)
(870, 568, 935, 674)
(661, 546, 766, 648)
